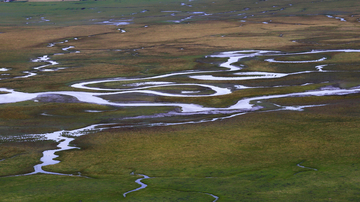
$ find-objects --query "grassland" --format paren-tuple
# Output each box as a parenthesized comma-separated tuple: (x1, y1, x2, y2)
(2, 101, 360, 201)
(1, 0, 360, 201)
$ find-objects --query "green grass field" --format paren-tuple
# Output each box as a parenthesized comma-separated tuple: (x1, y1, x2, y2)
(2, 102, 360, 201)
(1, 0, 360, 201)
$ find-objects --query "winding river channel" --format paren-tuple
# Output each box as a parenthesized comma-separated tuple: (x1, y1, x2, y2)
(2, 43, 360, 199)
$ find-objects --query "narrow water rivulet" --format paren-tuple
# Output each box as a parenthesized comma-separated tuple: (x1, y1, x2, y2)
(2, 47, 360, 199)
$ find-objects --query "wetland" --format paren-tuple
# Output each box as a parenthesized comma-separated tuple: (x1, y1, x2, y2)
(1, 0, 360, 201)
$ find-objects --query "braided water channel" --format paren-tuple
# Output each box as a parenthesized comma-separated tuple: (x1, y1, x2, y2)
(1, 47, 360, 199)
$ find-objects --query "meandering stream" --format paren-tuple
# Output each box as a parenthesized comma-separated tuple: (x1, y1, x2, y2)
(2, 45, 360, 199)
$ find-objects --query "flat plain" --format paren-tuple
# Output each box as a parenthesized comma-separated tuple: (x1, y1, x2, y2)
(1, 0, 360, 201)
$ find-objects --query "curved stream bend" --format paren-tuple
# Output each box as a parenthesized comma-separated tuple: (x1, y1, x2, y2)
(122, 173, 219, 201)
(1, 49, 360, 178)
(2, 124, 112, 177)
(123, 174, 151, 197)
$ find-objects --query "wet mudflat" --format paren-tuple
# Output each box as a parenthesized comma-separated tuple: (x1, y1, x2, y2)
(1, 0, 360, 201)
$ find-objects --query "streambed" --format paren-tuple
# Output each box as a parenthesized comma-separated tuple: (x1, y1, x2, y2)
(1, 47, 360, 198)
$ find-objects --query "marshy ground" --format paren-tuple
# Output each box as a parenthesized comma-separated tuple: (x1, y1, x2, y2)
(1, 0, 360, 201)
